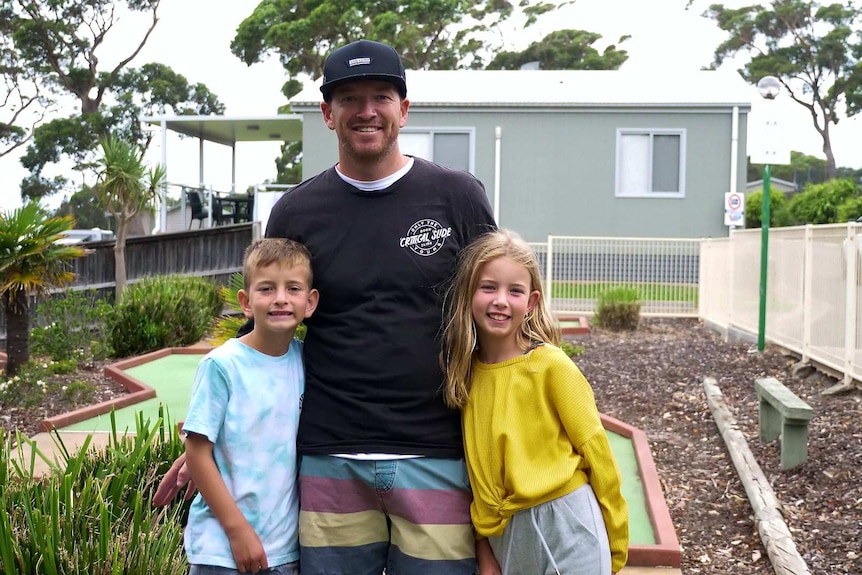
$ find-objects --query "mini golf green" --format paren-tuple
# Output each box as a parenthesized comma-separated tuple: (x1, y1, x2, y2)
(61, 353, 200, 433)
(52, 349, 678, 567)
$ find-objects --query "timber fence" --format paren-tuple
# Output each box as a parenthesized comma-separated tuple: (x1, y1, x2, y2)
(0, 223, 258, 343)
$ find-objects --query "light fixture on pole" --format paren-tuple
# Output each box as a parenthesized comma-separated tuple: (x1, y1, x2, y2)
(753, 75, 785, 352)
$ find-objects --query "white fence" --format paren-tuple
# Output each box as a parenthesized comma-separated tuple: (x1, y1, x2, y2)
(535, 224, 862, 385)
(533, 236, 701, 317)
(700, 223, 862, 386)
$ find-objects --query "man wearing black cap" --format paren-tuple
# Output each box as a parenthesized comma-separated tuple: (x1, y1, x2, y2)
(155, 40, 497, 574)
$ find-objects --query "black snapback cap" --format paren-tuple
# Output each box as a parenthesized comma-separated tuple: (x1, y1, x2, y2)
(320, 39, 407, 101)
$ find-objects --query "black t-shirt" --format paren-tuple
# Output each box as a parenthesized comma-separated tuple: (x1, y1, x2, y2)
(265, 158, 496, 457)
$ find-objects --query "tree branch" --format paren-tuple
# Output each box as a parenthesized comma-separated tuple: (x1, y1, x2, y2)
(108, 0, 161, 81)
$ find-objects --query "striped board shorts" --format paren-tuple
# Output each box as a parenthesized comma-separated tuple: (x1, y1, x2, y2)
(298, 455, 477, 575)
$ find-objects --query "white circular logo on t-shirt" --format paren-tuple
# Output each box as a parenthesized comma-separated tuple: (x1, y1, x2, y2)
(400, 219, 452, 256)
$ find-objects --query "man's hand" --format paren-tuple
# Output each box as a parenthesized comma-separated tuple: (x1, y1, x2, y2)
(152, 452, 196, 506)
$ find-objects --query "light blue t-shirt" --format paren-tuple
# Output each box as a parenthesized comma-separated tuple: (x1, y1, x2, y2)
(183, 338, 304, 568)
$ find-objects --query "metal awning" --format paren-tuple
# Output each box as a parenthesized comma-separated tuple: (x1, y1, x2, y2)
(142, 114, 303, 146)
(141, 114, 303, 232)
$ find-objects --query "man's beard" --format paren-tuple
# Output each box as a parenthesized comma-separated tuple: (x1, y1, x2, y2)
(340, 133, 398, 165)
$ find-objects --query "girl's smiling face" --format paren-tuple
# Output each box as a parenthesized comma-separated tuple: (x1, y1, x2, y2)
(471, 256, 539, 362)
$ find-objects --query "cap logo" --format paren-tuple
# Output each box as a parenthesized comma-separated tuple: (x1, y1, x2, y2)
(348, 57, 372, 67)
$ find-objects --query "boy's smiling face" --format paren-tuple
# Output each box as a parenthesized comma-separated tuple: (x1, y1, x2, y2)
(238, 262, 318, 338)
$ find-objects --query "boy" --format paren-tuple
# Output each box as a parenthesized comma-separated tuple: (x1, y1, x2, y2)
(182, 238, 319, 575)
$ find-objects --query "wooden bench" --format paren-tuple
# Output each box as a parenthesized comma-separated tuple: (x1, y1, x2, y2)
(754, 377, 814, 470)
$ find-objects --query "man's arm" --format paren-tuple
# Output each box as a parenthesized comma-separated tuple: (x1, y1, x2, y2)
(185, 433, 268, 573)
(152, 451, 195, 506)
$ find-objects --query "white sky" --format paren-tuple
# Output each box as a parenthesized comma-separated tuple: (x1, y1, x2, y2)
(1, 0, 860, 212)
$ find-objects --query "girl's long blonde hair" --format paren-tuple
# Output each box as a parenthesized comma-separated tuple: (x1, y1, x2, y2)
(440, 229, 560, 409)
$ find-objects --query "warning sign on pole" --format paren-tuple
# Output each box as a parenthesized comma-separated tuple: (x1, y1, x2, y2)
(725, 192, 745, 227)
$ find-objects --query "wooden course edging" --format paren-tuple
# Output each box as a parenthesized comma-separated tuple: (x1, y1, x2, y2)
(703, 377, 811, 575)
(602, 413, 681, 568)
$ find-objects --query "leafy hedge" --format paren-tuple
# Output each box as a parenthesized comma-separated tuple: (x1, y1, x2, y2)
(107, 275, 223, 358)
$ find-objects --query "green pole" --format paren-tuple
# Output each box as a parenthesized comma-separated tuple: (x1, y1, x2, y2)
(757, 164, 771, 351)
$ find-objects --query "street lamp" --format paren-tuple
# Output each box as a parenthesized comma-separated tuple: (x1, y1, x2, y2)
(755, 75, 781, 352)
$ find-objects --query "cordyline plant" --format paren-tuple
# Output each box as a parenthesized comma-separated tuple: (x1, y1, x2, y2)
(0, 409, 190, 574)
(95, 136, 166, 303)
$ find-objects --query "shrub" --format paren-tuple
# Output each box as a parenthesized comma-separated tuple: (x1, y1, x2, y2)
(837, 194, 862, 222)
(1, 411, 190, 573)
(594, 287, 641, 331)
(30, 289, 114, 363)
(560, 341, 584, 357)
(107, 275, 223, 358)
(787, 178, 859, 224)
(744, 188, 791, 228)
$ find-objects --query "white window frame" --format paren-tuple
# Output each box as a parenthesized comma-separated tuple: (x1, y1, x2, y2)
(399, 127, 476, 174)
(615, 128, 686, 199)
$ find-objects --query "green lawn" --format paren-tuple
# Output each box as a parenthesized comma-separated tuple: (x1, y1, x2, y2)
(551, 281, 699, 303)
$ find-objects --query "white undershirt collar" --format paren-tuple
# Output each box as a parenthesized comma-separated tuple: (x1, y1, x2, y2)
(335, 157, 414, 191)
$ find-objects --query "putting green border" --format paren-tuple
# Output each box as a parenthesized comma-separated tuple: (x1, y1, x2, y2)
(557, 313, 591, 336)
(602, 413, 681, 568)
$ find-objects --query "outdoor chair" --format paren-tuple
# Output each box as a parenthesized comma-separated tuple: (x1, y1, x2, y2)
(186, 189, 235, 227)
(186, 189, 209, 228)
(213, 197, 235, 226)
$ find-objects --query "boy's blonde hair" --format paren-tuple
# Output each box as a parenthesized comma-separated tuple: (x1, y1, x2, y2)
(243, 238, 313, 289)
(440, 229, 560, 409)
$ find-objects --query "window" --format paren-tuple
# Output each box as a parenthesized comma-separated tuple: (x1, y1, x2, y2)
(399, 129, 475, 173)
(616, 129, 685, 198)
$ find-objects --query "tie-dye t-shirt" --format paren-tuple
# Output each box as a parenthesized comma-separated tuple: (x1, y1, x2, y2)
(182, 337, 303, 568)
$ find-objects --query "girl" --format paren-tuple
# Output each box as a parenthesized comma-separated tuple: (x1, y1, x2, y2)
(441, 229, 629, 575)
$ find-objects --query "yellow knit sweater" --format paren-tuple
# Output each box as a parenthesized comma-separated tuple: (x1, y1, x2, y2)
(463, 344, 629, 573)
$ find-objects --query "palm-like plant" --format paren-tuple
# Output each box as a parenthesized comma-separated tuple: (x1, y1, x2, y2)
(0, 203, 85, 376)
(96, 137, 166, 302)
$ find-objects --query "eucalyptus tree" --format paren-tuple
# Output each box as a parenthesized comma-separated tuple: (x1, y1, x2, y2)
(487, 29, 629, 70)
(53, 186, 112, 230)
(700, 1, 862, 178)
(0, 203, 84, 376)
(0, 0, 224, 202)
(231, 0, 564, 75)
(0, 18, 50, 159)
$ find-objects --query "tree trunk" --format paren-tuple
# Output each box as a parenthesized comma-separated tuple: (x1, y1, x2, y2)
(3, 289, 30, 377)
(819, 116, 838, 179)
(114, 219, 128, 303)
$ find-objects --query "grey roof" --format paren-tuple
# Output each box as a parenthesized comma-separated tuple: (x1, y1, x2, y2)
(291, 70, 753, 109)
(141, 114, 303, 146)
